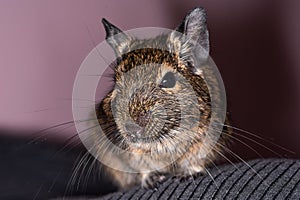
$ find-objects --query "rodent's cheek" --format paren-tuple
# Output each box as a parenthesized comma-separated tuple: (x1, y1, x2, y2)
(161, 82, 182, 94)
(110, 89, 118, 100)
(151, 102, 167, 114)
(172, 82, 182, 93)
(111, 101, 129, 133)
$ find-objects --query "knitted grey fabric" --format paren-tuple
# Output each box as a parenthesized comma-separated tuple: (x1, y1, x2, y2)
(1, 134, 299, 200)
(95, 159, 300, 200)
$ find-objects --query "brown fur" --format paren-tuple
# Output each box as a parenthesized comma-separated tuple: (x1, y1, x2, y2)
(94, 8, 232, 189)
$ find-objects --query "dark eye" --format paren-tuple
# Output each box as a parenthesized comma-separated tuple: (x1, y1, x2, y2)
(160, 72, 176, 88)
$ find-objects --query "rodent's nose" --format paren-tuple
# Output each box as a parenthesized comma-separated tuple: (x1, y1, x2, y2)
(135, 112, 151, 127)
(124, 122, 144, 136)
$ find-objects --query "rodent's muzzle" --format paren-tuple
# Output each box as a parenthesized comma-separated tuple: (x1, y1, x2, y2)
(123, 84, 181, 142)
(124, 122, 145, 138)
(125, 85, 155, 140)
(124, 111, 151, 138)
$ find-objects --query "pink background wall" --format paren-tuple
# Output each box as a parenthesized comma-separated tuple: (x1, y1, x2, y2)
(0, 1, 299, 157)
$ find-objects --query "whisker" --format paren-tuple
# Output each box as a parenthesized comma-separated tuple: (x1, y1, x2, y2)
(226, 129, 286, 158)
(216, 143, 264, 181)
(51, 133, 82, 158)
(77, 153, 94, 191)
(65, 150, 89, 196)
(26, 117, 99, 145)
(204, 168, 219, 189)
(27, 121, 76, 144)
(211, 146, 242, 174)
(83, 156, 98, 191)
(222, 132, 264, 158)
(202, 124, 265, 159)
(48, 168, 63, 193)
(220, 123, 295, 154)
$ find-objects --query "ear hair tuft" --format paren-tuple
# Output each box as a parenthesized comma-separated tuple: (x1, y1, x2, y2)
(101, 18, 131, 56)
(102, 18, 123, 39)
(171, 7, 210, 70)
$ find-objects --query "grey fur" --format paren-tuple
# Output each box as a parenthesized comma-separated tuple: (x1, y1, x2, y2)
(101, 18, 132, 56)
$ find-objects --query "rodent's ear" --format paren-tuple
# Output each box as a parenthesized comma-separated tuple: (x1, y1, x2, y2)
(176, 8, 209, 55)
(102, 18, 132, 57)
(171, 8, 209, 71)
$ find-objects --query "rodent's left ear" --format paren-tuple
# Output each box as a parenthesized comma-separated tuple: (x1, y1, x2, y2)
(102, 18, 132, 57)
(170, 8, 209, 71)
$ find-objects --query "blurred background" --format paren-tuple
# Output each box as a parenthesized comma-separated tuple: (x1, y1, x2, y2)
(0, 0, 300, 199)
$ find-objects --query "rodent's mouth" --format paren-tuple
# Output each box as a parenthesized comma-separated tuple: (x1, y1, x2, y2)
(123, 131, 161, 144)
(122, 111, 181, 144)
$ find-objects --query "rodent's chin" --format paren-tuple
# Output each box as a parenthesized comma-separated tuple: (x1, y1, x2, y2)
(122, 132, 160, 144)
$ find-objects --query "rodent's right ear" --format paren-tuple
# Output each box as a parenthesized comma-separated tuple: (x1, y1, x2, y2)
(175, 7, 209, 57)
(102, 18, 132, 57)
(170, 8, 210, 71)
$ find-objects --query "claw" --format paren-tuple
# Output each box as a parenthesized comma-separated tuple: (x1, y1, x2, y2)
(141, 172, 167, 189)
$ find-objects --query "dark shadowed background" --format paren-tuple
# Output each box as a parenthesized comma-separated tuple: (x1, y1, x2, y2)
(0, 0, 299, 199)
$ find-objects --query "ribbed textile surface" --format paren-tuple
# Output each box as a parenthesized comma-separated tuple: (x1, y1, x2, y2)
(96, 159, 300, 200)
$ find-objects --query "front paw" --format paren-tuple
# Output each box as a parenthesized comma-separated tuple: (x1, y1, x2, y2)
(141, 172, 167, 189)
(173, 170, 204, 183)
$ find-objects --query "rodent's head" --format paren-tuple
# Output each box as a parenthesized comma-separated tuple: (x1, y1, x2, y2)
(97, 8, 216, 155)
